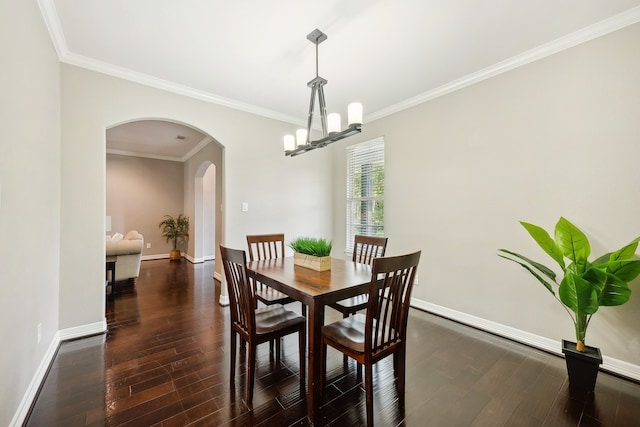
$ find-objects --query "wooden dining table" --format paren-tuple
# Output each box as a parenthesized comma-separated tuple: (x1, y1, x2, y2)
(246, 256, 373, 425)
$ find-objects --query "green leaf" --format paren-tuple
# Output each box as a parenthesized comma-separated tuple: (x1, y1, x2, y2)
(498, 249, 557, 282)
(555, 217, 590, 271)
(559, 273, 599, 316)
(520, 221, 565, 270)
(598, 273, 632, 306)
(497, 253, 556, 295)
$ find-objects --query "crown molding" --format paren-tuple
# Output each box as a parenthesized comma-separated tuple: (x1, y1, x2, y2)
(367, 5, 640, 122)
(39, 1, 640, 126)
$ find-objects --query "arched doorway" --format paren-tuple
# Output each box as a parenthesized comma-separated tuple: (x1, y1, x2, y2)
(194, 161, 216, 263)
(105, 119, 222, 272)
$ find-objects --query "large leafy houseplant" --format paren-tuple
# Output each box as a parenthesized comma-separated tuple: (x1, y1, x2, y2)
(159, 214, 190, 259)
(498, 217, 640, 352)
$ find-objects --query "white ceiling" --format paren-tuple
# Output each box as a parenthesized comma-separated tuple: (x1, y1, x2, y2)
(41, 0, 640, 159)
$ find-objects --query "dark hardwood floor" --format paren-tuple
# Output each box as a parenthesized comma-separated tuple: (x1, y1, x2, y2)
(26, 259, 640, 426)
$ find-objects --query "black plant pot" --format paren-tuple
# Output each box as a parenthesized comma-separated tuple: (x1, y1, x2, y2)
(562, 339, 602, 392)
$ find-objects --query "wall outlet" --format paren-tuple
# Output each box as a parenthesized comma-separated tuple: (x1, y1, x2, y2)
(37, 323, 42, 344)
(146, 243, 151, 249)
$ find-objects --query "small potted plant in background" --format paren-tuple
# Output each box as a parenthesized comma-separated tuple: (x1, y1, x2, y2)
(289, 237, 333, 271)
(498, 217, 640, 392)
(159, 214, 190, 261)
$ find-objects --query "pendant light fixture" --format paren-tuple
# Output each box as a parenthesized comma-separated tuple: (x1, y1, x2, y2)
(284, 29, 362, 157)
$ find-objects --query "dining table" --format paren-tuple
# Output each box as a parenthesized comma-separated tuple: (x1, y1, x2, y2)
(246, 256, 373, 425)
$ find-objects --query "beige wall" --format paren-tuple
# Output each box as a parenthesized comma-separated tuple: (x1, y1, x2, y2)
(332, 23, 640, 366)
(107, 153, 185, 257)
(0, 0, 61, 425)
(5, 3, 640, 424)
(59, 63, 333, 333)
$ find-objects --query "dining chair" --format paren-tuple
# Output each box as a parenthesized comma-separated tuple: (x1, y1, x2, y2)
(328, 235, 388, 374)
(220, 245, 306, 405)
(320, 250, 421, 426)
(247, 234, 306, 317)
(328, 235, 388, 317)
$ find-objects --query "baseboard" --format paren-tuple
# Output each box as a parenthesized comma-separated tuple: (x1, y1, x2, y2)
(142, 254, 215, 263)
(9, 332, 61, 427)
(58, 319, 107, 341)
(141, 254, 169, 261)
(411, 298, 640, 382)
(10, 320, 107, 426)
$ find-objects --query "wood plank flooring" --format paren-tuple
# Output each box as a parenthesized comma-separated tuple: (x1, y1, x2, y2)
(25, 259, 640, 426)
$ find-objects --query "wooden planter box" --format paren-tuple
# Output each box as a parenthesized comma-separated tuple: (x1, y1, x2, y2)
(293, 252, 331, 271)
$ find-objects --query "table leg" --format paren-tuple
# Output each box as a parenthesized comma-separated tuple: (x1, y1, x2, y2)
(307, 301, 324, 425)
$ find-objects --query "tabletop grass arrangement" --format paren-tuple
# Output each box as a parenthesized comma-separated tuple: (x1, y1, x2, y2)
(289, 237, 333, 271)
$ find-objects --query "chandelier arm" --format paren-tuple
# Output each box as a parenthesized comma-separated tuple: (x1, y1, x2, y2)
(317, 84, 328, 137)
(306, 85, 317, 144)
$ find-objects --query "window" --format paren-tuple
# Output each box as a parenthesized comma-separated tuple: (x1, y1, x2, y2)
(346, 137, 384, 252)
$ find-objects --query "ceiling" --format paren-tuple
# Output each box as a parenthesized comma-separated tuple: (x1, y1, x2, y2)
(42, 0, 640, 159)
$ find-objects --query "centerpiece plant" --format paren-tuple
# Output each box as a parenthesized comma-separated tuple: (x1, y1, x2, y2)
(498, 217, 640, 352)
(289, 237, 333, 271)
(288, 237, 333, 257)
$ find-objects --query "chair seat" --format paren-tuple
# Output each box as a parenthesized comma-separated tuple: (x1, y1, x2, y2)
(329, 294, 368, 312)
(322, 313, 400, 355)
(322, 313, 367, 354)
(255, 286, 295, 305)
(256, 304, 305, 334)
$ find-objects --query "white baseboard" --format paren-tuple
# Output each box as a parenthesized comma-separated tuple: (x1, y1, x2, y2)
(58, 319, 107, 341)
(411, 298, 640, 382)
(9, 332, 61, 427)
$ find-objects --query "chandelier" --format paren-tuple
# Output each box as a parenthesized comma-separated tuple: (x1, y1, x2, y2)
(284, 29, 362, 157)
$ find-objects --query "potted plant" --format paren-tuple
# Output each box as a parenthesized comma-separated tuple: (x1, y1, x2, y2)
(289, 237, 333, 271)
(498, 217, 640, 391)
(158, 214, 190, 260)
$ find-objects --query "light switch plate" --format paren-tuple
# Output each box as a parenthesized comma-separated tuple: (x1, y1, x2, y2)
(241, 202, 249, 212)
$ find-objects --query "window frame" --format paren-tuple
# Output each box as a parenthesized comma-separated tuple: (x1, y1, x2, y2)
(345, 137, 385, 253)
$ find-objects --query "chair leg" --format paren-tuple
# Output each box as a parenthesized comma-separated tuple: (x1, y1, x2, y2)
(230, 330, 236, 385)
(301, 302, 307, 317)
(299, 329, 306, 395)
(342, 311, 349, 372)
(320, 342, 327, 392)
(247, 343, 257, 405)
(397, 346, 406, 409)
(365, 363, 374, 426)
(275, 338, 281, 363)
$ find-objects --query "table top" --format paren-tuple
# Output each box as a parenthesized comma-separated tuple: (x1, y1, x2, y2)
(246, 257, 372, 305)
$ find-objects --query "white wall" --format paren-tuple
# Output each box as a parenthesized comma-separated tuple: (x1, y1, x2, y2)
(0, 0, 61, 425)
(59, 64, 333, 331)
(332, 23, 640, 368)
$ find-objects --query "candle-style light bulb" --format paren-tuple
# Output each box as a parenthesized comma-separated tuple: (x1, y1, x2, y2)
(296, 129, 308, 146)
(284, 135, 295, 151)
(348, 103, 363, 126)
(328, 113, 341, 134)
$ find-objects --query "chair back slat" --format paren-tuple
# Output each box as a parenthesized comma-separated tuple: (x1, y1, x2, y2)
(220, 246, 255, 336)
(365, 251, 421, 357)
(247, 234, 285, 261)
(353, 235, 388, 266)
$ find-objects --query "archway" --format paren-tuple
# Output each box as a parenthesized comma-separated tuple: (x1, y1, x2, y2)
(194, 161, 216, 263)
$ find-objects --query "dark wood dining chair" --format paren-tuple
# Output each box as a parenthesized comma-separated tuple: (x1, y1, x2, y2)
(328, 235, 388, 373)
(220, 245, 306, 405)
(321, 250, 421, 426)
(247, 233, 306, 317)
(328, 235, 388, 317)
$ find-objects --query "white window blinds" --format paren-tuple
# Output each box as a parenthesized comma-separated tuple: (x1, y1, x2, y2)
(346, 137, 385, 252)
